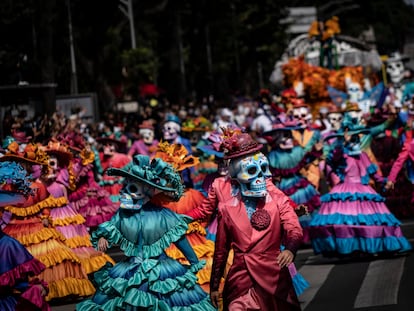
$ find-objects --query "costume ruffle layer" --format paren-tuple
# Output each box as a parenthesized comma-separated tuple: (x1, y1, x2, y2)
(46, 276, 95, 301)
(73, 247, 115, 274)
(3, 196, 68, 217)
(310, 224, 412, 255)
(76, 257, 214, 311)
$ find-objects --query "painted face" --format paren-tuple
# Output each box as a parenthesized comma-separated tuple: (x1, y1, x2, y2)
(139, 128, 154, 145)
(345, 134, 362, 156)
(103, 143, 116, 156)
(328, 112, 343, 130)
(293, 107, 311, 127)
(346, 110, 364, 126)
(278, 131, 294, 150)
(162, 121, 180, 141)
(46, 155, 59, 180)
(346, 81, 363, 102)
(229, 152, 271, 198)
(386, 60, 405, 84)
(119, 179, 154, 209)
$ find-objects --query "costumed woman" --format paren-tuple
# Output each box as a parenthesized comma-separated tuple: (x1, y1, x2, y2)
(263, 121, 322, 244)
(0, 161, 50, 311)
(308, 122, 412, 257)
(57, 131, 118, 231)
(42, 141, 114, 275)
(76, 155, 215, 310)
(0, 141, 95, 301)
(151, 141, 215, 292)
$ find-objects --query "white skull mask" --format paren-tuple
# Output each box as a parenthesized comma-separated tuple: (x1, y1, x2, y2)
(47, 155, 59, 180)
(346, 110, 364, 126)
(162, 121, 180, 142)
(293, 107, 311, 127)
(103, 143, 116, 156)
(139, 128, 155, 145)
(346, 81, 363, 103)
(119, 179, 153, 209)
(328, 112, 343, 130)
(229, 152, 271, 198)
(386, 60, 405, 84)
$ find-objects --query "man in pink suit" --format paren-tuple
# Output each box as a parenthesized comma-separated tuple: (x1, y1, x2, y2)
(188, 129, 303, 311)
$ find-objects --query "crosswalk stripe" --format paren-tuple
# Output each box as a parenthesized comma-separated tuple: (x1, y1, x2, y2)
(298, 255, 335, 310)
(354, 257, 406, 308)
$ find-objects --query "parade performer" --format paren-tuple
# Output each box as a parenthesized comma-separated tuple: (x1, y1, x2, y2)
(188, 129, 303, 310)
(385, 129, 414, 216)
(0, 161, 50, 311)
(42, 141, 114, 275)
(127, 119, 159, 157)
(95, 135, 132, 204)
(151, 141, 215, 292)
(0, 142, 95, 301)
(76, 155, 215, 311)
(58, 131, 118, 230)
(308, 124, 412, 257)
(264, 121, 322, 244)
(162, 114, 194, 188)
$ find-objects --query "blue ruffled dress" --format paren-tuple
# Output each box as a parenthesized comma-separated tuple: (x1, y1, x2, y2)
(76, 202, 215, 311)
(309, 149, 412, 256)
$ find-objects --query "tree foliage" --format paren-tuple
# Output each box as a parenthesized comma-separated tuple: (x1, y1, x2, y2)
(0, 0, 413, 112)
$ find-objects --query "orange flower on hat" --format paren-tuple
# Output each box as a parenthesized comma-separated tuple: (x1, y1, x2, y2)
(155, 141, 199, 171)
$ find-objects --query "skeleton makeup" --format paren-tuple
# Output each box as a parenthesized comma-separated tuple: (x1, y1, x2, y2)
(162, 121, 180, 142)
(229, 152, 271, 198)
(119, 178, 154, 209)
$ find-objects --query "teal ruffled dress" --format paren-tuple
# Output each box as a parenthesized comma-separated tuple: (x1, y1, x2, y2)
(76, 203, 215, 311)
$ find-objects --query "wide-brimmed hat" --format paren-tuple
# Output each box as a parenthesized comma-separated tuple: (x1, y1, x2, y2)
(105, 155, 184, 201)
(96, 135, 127, 150)
(0, 161, 33, 198)
(154, 141, 200, 171)
(262, 120, 302, 136)
(323, 127, 370, 141)
(139, 120, 155, 130)
(0, 142, 49, 166)
(196, 130, 226, 158)
(42, 141, 73, 167)
(221, 128, 263, 160)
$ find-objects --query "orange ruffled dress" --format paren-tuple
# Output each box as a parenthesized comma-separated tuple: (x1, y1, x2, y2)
(2, 180, 96, 301)
(46, 168, 115, 275)
(152, 188, 215, 292)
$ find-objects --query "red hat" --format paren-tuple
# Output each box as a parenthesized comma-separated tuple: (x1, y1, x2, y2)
(43, 140, 73, 167)
(221, 129, 263, 160)
(139, 120, 155, 130)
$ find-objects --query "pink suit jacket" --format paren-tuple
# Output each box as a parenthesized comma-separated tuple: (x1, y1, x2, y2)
(388, 139, 414, 183)
(199, 177, 302, 310)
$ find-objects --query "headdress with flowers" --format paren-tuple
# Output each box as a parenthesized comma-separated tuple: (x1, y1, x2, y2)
(0, 142, 49, 167)
(154, 141, 200, 171)
(220, 127, 263, 160)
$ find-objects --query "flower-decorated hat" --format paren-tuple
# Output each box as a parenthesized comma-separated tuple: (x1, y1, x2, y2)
(221, 127, 263, 160)
(42, 140, 73, 167)
(106, 155, 184, 201)
(0, 142, 49, 166)
(197, 130, 226, 158)
(181, 116, 213, 133)
(0, 161, 33, 200)
(154, 141, 200, 171)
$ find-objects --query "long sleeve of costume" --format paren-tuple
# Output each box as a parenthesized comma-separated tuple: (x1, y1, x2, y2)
(388, 140, 411, 183)
(209, 209, 230, 292)
(271, 189, 303, 254)
(174, 236, 199, 265)
(185, 178, 220, 220)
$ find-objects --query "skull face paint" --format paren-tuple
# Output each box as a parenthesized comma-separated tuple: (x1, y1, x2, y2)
(327, 112, 343, 130)
(386, 60, 405, 84)
(139, 128, 155, 145)
(119, 179, 154, 209)
(162, 121, 180, 142)
(229, 152, 271, 197)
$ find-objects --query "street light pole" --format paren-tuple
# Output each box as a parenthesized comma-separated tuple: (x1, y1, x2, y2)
(67, 0, 78, 94)
(119, 0, 136, 49)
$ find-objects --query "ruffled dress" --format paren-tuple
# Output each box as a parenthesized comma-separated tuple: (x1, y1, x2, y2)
(0, 230, 50, 311)
(68, 158, 118, 229)
(309, 150, 412, 256)
(2, 180, 96, 301)
(76, 203, 215, 311)
(47, 169, 115, 275)
(151, 188, 215, 292)
(268, 146, 321, 243)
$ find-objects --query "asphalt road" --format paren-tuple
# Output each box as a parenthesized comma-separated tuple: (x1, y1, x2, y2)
(50, 219, 414, 311)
